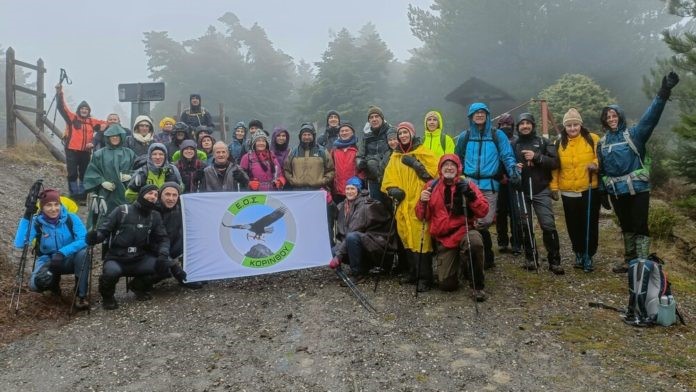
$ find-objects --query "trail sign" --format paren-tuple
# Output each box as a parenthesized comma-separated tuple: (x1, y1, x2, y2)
(118, 83, 165, 102)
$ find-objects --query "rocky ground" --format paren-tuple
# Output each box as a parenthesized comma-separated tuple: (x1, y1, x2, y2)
(0, 144, 694, 391)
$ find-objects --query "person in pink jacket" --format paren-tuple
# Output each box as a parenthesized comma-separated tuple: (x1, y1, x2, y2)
(239, 132, 286, 191)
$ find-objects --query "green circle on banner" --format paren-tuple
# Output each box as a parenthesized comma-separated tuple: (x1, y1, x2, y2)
(218, 194, 297, 268)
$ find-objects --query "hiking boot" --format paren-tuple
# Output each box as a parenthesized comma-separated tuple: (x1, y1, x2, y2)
(340, 274, 367, 287)
(102, 296, 118, 310)
(612, 262, 629, 274)
(573, 253, 584, 269)
(133, 290, 153, 301)
(73, 297, 90, 311)
(511, 247, 522, 256)
(416, 280, 432, 293)
(472, 289, 488, 302)
(549, 264, 565, 275)
(399, 275, 417, 285)
(498, 245, 510, 254)
(583, 255, 594, 273)
(523, 258, 537, 271)
(180, 281, 204, 290)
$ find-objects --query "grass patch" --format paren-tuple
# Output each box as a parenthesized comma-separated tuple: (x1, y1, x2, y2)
(0, 143, 65, 169)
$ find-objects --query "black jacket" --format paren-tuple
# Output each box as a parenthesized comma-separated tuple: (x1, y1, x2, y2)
(97, 202, 170, 261)
(512, 133, 559, 195)
(158, 202, 183, 258)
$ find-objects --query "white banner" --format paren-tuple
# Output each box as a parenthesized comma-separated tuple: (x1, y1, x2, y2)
(181, 191, 332, 282)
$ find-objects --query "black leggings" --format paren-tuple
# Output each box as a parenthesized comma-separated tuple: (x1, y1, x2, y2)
(611, 192, 650, 236)
(561, 189, 600, 256)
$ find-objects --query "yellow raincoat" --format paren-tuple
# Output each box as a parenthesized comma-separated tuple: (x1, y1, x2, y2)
(422, 110, 455, 160)
(381, 143, 439, 252)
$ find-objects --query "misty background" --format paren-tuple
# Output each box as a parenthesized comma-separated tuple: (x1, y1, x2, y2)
(0, 0, 692, 143)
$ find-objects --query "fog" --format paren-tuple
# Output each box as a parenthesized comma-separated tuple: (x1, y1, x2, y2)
(1, 0, 689, 139)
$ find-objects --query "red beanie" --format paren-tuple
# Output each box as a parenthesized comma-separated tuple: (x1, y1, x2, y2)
(39, 188, 61, 207)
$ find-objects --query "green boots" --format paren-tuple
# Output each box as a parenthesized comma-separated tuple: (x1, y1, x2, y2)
(612, 233, 650, 273)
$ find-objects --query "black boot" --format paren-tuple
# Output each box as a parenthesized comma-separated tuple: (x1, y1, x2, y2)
(99, 275, 119, 310)
(480, 229, 495, 270)
(416, 252, 433, 292)
(129, 276, 154, 301)
(398, 251, 417, 285)
(543, 230, 564, 275)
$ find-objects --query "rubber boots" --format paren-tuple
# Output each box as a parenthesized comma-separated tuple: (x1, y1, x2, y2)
(612, 232, 635, 273)
(635, 235, 651, 259)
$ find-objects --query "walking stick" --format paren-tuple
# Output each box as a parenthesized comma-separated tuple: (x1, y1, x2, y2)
(527, 177, 540, 273)
(517, 188, 537, 273)
(70, 246, 93, 315)
(584, 171, 594, 271)
(9, 179, 44, 313)
(373, 203, 397, 293)
(415, 219, 426, 298)
(336, 267, 377, 314)
(462, 196, 480, 316)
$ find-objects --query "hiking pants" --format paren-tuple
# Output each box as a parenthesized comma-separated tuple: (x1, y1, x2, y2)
(30, 249, 90, 297)
(436, 230, 484, 291)
(496, 183, 522, 249)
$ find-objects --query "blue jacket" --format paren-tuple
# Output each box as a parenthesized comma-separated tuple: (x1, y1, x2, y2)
(454, 102, 518, 192)
(14, 206, 87, 257)
(597, 96, 667, 196)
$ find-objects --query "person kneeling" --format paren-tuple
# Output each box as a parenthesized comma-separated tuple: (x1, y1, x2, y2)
(86, 185, 170, 310)
(415, 154, 489, 301)
(329, 177, 396, 284)
(14, 188, 91, 310)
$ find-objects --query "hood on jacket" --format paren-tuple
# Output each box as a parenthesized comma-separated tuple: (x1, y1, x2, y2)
(133, 115, 154, 133)
(467, 102, 491, 133)
(516, 112, 537, 137)
(233, 121, 248, 141)
(601, 104, 627, 132)
(76, 101, 91, 117)
(424, 110, 444, 135)
(271, 126, 289, 152)
(189, 93, 202, 110)
(179, 139, 198, 153)
(325, 110, 341, 131)
(104, 124, 127, 148)
(437, 153, 463, 179)
(148, 142, 168, 161)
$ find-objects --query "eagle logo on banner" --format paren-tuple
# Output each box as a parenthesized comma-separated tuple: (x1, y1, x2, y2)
(219, 194, 297, 268)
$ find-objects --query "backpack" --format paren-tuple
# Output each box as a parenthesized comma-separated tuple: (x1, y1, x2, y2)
(625, 254, 672, 326)
(33, 215, 76, 256)
(458, 128, 506, 180)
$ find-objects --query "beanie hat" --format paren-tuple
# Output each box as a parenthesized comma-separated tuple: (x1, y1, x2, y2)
(516, 113, 536, 129)
(345, 176, 362, 190)
(338, 122, 355, 134)
(249, 119, 264, 130)
(160, 181, 181, 195)
(39, 188, 61, 208)
(234, 121, 247, 130)
(174, 122, 189, 133)
(251, 132, 269, 150)
(298, 122, 316, 140)
(148, 142, 168, 157)
(386, 127, 398, 140)
(497, 113, 514, 127)
(179, 139, 197, 153)
(367, 105, 384, 120)
(326, 110, 341, 125)
(563, 108, 583, 126)
(397, 121, 416, 137)
(190, 93, 201, 101)
(159, 117, 176, 129)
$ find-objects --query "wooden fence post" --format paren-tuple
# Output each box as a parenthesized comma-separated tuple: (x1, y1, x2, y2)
(5, 47, 16, 147)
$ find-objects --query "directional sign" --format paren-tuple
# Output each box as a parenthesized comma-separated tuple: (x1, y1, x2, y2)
(118, 82, 165, 102)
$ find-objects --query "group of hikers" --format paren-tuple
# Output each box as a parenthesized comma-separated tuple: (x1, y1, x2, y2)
(13, 71, 679, 310)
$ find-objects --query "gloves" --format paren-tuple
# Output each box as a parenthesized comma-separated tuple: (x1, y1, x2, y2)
(356, 158, 367, 171)
(248, 180, 260, 191)
(23, 188, 39, 219)
(233, 169, 249, 187)
(49, 252, 64, 274)
(273, 179, 284, 190)
(658, 71, 679, 99)
(551, 190, 560, 201)
(387, 187, 406, 203)
(101, 181, 116, 192)
(90, 195, 107, 215)
(600, 192, 612, 210)
(85, 230, 104, 246)
(170, 264, 187, 283)
(156, 255, 171, 275)
(509, 173, 521, 190)
(455, 180, 477, 202)
(401, 155, 432, 181)
(365, 159, 381, 180)
(329, 257, 341, 269)
(119, 173, 132, 183)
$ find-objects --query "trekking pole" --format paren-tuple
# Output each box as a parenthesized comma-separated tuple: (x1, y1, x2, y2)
(584, 171, 594, 270)
(335, 267, 377, 314)
(9, 179, 44, 313)
(373, 203, 397, 293)
(527, 177, 540, 273)
(462, 196, 480, 316)
(518, 188, 538, 274)
(415, 219, 426, 298)
(70, 246, 93, 315)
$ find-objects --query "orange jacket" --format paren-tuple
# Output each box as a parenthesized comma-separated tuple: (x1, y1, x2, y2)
(57, 92, 106, 152)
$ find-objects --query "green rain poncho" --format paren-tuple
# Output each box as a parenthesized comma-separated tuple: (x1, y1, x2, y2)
(83, 125, 135, 229)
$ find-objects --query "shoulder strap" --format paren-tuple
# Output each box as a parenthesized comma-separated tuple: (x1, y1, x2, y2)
(440, 133, 446, 152)
(66, 214, 75, 239)
(120, 205, 129, 225)
(623, 130, 645, 168)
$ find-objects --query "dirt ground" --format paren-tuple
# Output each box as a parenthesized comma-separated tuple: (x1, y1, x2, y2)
(0, 145, 694, 391)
